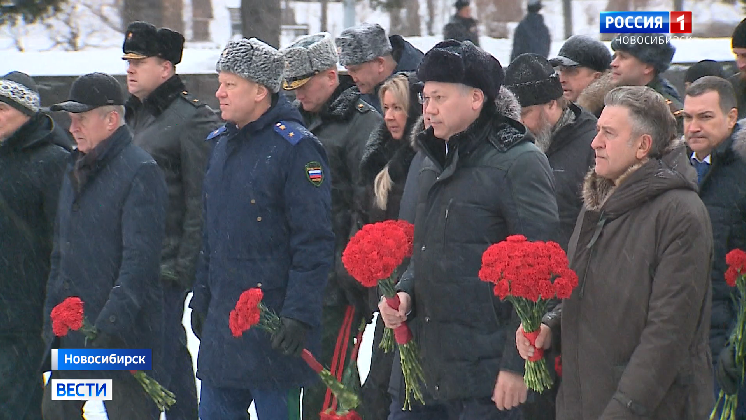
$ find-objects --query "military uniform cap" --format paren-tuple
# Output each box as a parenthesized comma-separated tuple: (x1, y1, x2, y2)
(122, 21, 185, 65)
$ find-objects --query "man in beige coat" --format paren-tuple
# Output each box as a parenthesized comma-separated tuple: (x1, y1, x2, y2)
(517, 85, 714, 419)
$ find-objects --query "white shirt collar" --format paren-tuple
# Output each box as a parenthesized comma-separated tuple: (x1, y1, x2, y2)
(690, 152, 711, 164)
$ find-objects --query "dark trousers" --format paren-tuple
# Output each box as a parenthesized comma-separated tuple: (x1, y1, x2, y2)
(389, 396, 522, 420)
(303, 305, 361, 420)
(0, 333, 45, 420)
(199, 383, 301, 420)
(162, 283, 198, 420)
(388, 397, 449, 420)
(41, 370, 159, 420)
(361, 319, 394, 420)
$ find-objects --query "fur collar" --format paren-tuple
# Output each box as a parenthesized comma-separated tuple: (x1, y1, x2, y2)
(360, 117, 417, 184)
(582, 136, 690, 211)
(125, 75, 186, 118)
(576, 71, 614, 117)
(729, 120, 746, 161)
(495, 86, 522, 121)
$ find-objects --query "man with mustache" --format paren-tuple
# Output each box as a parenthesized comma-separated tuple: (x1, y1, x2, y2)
(682, 76, 746, 418)
(506, 53, 597, 251)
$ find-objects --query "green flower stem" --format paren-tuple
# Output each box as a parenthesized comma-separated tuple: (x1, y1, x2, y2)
(378, 276, 399, 354)
(400, 341, 426, 410)
(712, 272, 746, 420)
(132, 370, 177, 411)
(319, 369, 360, 411)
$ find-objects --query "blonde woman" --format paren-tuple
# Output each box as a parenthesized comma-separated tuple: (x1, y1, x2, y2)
(359, 73, 421, 223)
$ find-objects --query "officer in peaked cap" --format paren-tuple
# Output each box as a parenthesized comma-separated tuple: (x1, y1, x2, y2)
(121, 20, 221, 420)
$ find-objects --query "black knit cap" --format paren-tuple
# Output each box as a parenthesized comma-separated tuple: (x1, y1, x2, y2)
(733, 18, 746, 49)
(455, 0, 469, 10)
(610, 34, 675, 74)
(122, 21, 185, 65)
(549, 35, 611, 72)
(684, 60, 726, 84)
(417, 40, 504, 102)
(505, 53, 563, 107)
(50, 73, 125, 113)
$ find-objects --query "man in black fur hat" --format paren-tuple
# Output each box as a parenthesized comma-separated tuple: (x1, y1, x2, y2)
(378, 40, 558, 419)
(122, 20, 221, 420)
(729, 18, 746, 119)
(280, 32, 383, 420)
(610, 34, 683, 133)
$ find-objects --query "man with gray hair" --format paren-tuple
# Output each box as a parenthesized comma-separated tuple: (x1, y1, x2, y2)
(281, 32, 382, 420)
(517, 86, 714, 420)
(335, 23, 423, 112)
(43, 72, 168, 419)
(189, 38, 334, 420)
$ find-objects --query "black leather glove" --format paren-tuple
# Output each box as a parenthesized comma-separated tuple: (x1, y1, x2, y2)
(717, 344, 740, 395)
(191, 310, 206, 340)
(271, 317, 310, 357)
(87, 330, 124, 349)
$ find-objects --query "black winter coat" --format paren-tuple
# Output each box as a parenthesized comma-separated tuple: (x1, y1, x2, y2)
(510, 12, 551, 62)
(700, 124, 746, 360)
(43, 126, 168, 379)
(546, 104, 597, 250)
(0, 113, 70, 334)
(125, 75, 220, 290)
(729, 73, 746, 120)
(398, 104, 559, 401)
(298, 80, 382, 308)
(443, 14, 480, 46)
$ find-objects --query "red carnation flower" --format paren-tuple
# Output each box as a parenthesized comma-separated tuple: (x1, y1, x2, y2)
(342, 221, 410, 288)
(726, 266, 739, 288)
(50, 297, 84, 337)
(494, 280, 510, 299)
(229, 288, 263, 337)
(554, 277, 574, 299)
(726, 249, 746, 271)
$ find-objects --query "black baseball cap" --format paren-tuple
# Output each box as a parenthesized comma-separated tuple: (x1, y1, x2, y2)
(50, 72, 125, 113)
(549, 35, 611, 73)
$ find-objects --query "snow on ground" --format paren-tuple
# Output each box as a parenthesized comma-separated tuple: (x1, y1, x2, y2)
(0, 35, 737, 78)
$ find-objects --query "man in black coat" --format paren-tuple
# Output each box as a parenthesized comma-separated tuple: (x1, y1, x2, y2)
(506, 54, 597, 250)
(281, 32, 383, 420)
(42, 72, 168, 420)
(729, 18, 746, 119)
(682, 77, 746, 416)
(121, 21, 220, 420)
(336, 23, 424, 113)
(510, 0, 550, 62)
(0, 71, 70, 420)
(379, 40, 559, 419)
(443, 0, 480, 46)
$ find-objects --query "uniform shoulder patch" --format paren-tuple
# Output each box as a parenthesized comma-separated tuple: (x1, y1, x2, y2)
(274, 120, 312, 146)
(305, 161, 324, 186)
(181, 90, 204, 108)
(206, 125, 227, 141)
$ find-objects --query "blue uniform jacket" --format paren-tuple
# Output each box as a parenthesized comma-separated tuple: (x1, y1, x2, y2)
(190, 95, 334, 390)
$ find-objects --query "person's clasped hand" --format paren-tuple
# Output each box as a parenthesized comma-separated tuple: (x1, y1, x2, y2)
(271, 317, 310, 357)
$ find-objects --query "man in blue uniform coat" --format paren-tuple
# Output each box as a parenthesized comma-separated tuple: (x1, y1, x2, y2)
(189, 37, 335, 420)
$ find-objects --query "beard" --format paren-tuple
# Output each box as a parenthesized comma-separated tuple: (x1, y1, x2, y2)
(531, 112, 554, 153)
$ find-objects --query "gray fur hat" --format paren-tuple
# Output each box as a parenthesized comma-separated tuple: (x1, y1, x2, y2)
(216, 38, 283, 93)
(281, 32, 338, 91)
(336, 23, 392, 67)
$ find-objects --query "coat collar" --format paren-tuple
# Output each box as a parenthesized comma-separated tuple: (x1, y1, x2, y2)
(237, 94, 304, 137)
(125, 75, 186, 118)
(1, 113, 58, 152)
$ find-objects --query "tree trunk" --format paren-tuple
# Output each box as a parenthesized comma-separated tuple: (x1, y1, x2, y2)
(426, 0, 435, 35)
(192, 0, 213, 41)
(122, 0, 162, 28)
(563, 0, 572, 39)
(162, 0, 184, 33)
(320, 0, 328, 32)
(241, 0, 281, 48)
(601, 0, 630, 40)
(404, 0, 420, 36)
(389, 7, 404, 35)
(477, 0, 522, 38)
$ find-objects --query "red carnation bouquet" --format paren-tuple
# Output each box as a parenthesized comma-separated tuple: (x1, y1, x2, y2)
(50, 297, 176, 411)
(712, 249, 746, 420)
(479, 235, 578, 392)
(229, 288, 360, 416)
(342, 220, 424, 409)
